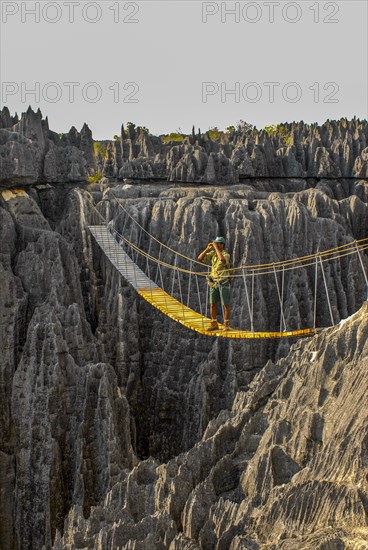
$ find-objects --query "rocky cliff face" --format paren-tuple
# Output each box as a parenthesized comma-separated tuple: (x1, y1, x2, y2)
(105, 119, 368, 184)
(54, 303, 368, 550)
(0, 106, 96, 185)
(0, 179, 367, 549)
(1, 106, 368, 186)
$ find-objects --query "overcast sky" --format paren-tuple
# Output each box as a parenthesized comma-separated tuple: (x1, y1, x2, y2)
(1, 0, 367, 139)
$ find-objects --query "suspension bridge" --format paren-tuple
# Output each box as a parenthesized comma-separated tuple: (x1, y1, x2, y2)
(87, 194, 368, 339)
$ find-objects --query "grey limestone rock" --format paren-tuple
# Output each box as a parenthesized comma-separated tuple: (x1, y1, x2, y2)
(0, 128, 40, 184)
(353, 146, 368, 177)
(0, 106, 96, 185)
(54, 303, 368, 549)
(0, 179, 367, 549)
(2, 109, 368, 186)
(203, 152, 239, 184)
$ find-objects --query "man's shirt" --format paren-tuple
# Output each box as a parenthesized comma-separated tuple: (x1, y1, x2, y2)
(203, 249, 231, 283)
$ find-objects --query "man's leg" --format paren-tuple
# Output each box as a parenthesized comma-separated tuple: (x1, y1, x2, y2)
(220, 285, 230, 330)
(208, 288, 220, 330)
(224, 304, 230, 322)
(210, 303, 217, 321)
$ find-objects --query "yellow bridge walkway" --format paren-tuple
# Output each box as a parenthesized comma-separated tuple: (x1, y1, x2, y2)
(89, 225, 315, 339)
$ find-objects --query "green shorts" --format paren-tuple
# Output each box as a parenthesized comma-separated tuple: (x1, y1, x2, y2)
(210, 283, 230, 305)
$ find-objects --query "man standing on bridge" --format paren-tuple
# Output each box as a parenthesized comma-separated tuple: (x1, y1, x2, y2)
(197, 237, 231, 331)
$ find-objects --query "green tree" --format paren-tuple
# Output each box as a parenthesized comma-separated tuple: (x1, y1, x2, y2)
(208, 127, 222, 141)
(162, 133, 185, 143)
(93, 142, 108, 158)
(264, 124, 291, 142)
(88, 171, 103, 183)
(264, 125, 278, 136)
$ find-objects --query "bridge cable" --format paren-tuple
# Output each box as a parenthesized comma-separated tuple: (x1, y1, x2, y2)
(280, 266, 285, 333)
(109, 190, 208, 268)
(242, 268, 253, 332)
(355, 242, 368, 300)
(273, 264, 287, 332)
(87, 190, 368, 276)
(314, 255, 318, 330)
(85, 192, 368, 334)
(319, 255, 335, 326)
(205, 279, 209, 320)
(109, 189, 368, 275)
(251, 271, 255, 332)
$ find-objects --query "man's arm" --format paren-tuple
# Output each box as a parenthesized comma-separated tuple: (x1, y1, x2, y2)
(197, 243, 213, 261)
(212, 242, 226, 263)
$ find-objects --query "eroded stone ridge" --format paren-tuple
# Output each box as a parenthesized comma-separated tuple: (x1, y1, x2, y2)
(53, 304, 368, 550)
(0, 106, 96, 185)
(0, 180, 367, 548)
(1, 106, 368, 186)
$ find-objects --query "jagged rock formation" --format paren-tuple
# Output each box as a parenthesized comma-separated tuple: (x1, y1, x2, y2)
(101, 118, 368, 183)
(54, 303, 368, 549)
(1, 107, 368, 187)
(0, 106, 96, 185)
(0, 179, 367, 549)
(0, 190, 136, 549)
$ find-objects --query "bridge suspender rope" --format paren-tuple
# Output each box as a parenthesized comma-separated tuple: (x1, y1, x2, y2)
(87, 195, 368, 339)
(319, 255, 335, 327)
(97, 194, 368, 279)
(109, 189, 368, 276)
(281, 266, 285, 334)
(273, 263, 287, 333)
(355, 241, 368, 300)
(155, 245, 162, 286)
(314, 256, 318, 330)
(187, 261, 192, 310)
(242, 269, 253, 332)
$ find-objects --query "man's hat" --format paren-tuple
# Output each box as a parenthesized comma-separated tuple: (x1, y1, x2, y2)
(214, 236, 225, 244)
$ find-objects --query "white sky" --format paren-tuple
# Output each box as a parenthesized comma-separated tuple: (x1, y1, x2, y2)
(0, 0, 367, 139)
